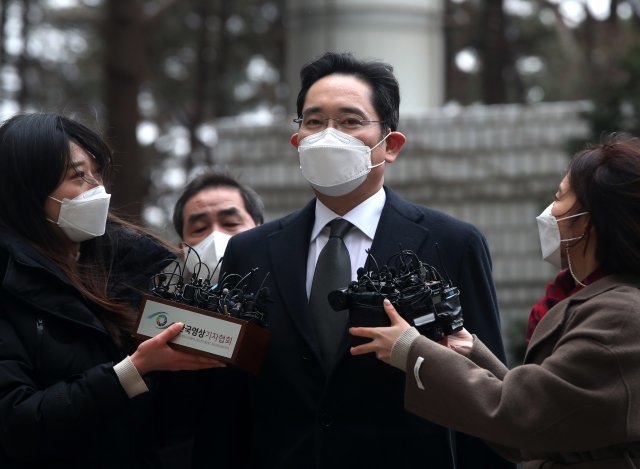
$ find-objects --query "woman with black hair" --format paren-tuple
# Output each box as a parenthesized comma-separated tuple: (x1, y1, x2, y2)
(351, 137, 640, 468)
(0, 113, 223, 467)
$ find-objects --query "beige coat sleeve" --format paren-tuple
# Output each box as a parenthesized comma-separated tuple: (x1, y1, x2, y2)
(403, 287, 640, 454)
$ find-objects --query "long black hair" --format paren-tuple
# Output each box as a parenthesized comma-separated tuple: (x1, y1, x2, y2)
(0, 113, 113, 250)
(0, 112, 168, 348)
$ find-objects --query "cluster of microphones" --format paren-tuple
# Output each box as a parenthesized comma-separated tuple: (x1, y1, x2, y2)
(149, 245, 462, 340)
(149, 245, 270, 327)
(329, 247, 464, 341)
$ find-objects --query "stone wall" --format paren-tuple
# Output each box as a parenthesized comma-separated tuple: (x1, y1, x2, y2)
(210, 101, 591, 363)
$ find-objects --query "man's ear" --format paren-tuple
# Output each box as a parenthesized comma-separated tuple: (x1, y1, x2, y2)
(383, 131, 406, 163)
(290, 133, 299, 147)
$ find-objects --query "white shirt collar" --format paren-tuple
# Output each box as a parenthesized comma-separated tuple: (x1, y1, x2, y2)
(310, 188, 386, 241)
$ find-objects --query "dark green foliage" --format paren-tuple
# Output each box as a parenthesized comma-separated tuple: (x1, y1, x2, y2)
(582, 44, 640, 140)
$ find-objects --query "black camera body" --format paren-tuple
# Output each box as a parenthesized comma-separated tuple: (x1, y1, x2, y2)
(328, 249, 463, 341)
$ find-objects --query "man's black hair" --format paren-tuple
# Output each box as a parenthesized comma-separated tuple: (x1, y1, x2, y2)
(173, 171, 264, 238)
(295, 51, 400, 131)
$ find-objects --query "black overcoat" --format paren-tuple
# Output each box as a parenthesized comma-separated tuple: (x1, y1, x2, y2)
(211, 187, 514, 469)
(0, 225, 174, 468)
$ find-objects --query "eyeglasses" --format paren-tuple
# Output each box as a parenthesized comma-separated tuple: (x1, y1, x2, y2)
(293, 113, 386, 131)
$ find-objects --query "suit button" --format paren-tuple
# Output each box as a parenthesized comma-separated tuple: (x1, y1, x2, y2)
(319, 413, 333, 428)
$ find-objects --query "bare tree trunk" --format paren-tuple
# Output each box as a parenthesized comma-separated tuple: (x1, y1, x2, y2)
(185, 0, 212, 174)
(479, 0, 508, 104)
(443, 0, 457, 103)
(0, 0, 8, 67)
(211, 0, 231, 118)
(17, 0, 31, 107)
(608, 0, 619, 27)
(271, 0, 287, 112)
(102, 0, 147, 221)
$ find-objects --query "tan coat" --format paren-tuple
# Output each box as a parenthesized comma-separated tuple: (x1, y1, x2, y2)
(404, 274, 640, 468)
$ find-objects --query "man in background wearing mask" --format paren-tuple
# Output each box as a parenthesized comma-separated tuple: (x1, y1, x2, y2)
(172, 170, 264, 281)
(206, 52, 513, 468)
(163, 170, 263, 469)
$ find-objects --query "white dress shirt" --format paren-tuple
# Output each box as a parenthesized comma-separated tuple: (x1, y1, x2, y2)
(306, 188, 386, 298)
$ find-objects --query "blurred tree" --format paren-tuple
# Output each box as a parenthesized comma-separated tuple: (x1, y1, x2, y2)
(445, 0, 640, 106)
(103, 0, 147, 217)
(478, 0, 524, 104)
(16, 0, 32, 107)
(103, 0, 286, 219)
(0, 0, 285, 222)
(581, 43, 640, 141)
(0, 1, 6, 68)
(2, 0, 640, 222)
(444, 0, 525, 104)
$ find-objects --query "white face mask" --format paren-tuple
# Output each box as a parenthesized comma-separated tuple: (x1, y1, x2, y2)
(297, 127, 389, 197)
(47, 185, 111, 243)
(536, 202, 588, 269)
(183, 230, 231, 283)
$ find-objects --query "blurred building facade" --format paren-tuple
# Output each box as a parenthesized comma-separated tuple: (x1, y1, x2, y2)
(285, 0, 445, 113)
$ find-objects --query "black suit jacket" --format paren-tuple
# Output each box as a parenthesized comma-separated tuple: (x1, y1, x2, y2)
(206, 187, 513, 469)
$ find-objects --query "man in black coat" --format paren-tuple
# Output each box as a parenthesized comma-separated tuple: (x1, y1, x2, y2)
(212, 52, 513, 468)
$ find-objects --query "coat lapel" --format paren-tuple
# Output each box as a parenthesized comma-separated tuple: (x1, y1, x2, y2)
(332, 188, 431, 371)
(524, 274, 638, 363)
(368, 188, 430, 262)
(523, 297, 570, 363)
(266, 200, 323, 360)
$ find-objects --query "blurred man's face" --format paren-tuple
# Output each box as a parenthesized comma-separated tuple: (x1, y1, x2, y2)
(181, 186, 256, 246)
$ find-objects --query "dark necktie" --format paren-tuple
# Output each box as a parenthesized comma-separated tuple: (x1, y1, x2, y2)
(309, 218, 353, 369)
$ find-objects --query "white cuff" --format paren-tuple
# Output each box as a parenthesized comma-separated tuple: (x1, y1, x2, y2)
(390, 327, 420, 371)
(113, 356, 149, 398)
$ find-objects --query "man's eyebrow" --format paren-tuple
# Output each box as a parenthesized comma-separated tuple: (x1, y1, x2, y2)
(301, 106, 365, 116)
(218, 206, 243, 218)
(186, 212, 209, 225)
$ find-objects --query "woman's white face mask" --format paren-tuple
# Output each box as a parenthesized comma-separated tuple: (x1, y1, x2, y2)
(536, 202, 588, 269)
(47, 185, 111, 243)
(297, 127, 389, 197)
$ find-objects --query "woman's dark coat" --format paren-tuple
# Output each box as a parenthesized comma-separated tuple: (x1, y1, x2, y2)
(0, 225, 175, 468)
